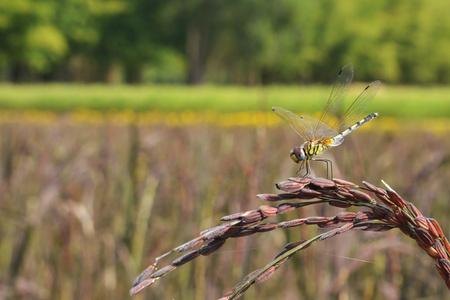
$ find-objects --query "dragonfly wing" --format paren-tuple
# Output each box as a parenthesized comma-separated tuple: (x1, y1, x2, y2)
(313, 63, 354, 136)
(272, 106, 315, 141)
(300, 115, 338, 141)
(333, 80, 381, 132)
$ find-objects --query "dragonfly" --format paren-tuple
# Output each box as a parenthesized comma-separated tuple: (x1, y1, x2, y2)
(272, 63, 381, 179)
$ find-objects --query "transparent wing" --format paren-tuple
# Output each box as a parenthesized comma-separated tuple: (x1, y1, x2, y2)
(313, 63, 354, 139)
(272, 106, 316, 141)
(333, 80, 381, 132)
(301, 115, 338, 141)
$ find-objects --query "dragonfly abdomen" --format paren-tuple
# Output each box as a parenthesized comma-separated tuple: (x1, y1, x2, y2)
(331, 113, 378, 144)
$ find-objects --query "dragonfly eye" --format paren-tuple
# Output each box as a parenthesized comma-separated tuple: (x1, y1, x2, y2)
(290, 147, 305, 163)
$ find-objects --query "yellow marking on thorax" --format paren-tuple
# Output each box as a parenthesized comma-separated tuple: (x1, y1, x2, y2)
(304, 141, 330, 158)
(321, 138, 334, 146)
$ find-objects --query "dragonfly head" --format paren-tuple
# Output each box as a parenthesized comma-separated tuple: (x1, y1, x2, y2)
(290, 147, 305, 163)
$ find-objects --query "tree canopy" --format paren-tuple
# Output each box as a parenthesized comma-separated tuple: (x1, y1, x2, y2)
(1, 0, 449, 84)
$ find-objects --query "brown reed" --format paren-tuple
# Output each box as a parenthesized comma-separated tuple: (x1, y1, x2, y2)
(130, 177, 450, 299)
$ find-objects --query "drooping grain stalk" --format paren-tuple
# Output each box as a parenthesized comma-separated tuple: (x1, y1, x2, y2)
(130, 177, 450, 298)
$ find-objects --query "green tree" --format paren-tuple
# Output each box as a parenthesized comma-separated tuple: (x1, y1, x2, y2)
(0, 1, 68, 80)
(2, 0, 450, 83)
(0, 0, 127, 81)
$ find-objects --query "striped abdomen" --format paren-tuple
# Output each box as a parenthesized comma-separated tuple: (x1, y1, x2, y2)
(330, 113, 378, 146)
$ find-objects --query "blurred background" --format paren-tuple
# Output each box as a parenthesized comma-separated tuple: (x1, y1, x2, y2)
(0, 0, 450, 85)
(1, 0, 450, 299)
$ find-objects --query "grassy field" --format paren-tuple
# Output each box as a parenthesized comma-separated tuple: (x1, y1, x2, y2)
(1, 117, 449, 299)
(0, 84, 450, 118)
(0, 84, 449, 299)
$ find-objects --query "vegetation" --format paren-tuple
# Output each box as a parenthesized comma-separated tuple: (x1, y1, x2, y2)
(1, 0, 450, 84)
(1, 120, 449, 299)
(130, 177, 450, 299)
(0, 84, 450, 119)
(1, 1, 449, 298)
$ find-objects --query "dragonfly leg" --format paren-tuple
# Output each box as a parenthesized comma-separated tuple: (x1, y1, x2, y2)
(294, 160, 306, 177)
(312, 158, 333, 179)
(302, 160, 311, 178)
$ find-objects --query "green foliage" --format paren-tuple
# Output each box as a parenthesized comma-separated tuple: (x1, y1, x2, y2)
(0, 0, 128, 79)
(24, 25, 68, 71)
(1, 0, 450, 83)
